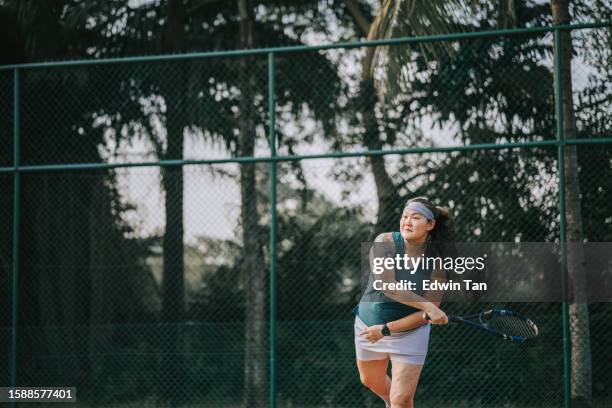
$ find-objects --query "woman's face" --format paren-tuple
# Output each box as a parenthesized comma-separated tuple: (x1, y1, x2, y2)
(400, 207, 435, 243)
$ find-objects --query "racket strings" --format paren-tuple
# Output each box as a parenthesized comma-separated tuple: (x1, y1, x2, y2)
(486, 315, 537, 339)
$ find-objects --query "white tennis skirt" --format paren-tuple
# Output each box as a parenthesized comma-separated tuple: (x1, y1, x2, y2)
(354, 315, 430, 364)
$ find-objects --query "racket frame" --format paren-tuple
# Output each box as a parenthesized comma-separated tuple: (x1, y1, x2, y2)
(434, 308, 539, 343)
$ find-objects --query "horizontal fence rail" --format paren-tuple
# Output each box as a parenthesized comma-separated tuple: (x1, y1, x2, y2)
(1, 138, 611, 174)
(0, 22, 609, 70)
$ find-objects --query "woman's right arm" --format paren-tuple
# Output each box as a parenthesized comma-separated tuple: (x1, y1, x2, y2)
(387, 267, 447, 332)
(359, 299, 443, 343)
(369, 234, 447, 324)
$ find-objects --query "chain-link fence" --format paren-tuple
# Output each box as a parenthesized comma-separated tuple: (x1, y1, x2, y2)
(1, 23, 611, 408)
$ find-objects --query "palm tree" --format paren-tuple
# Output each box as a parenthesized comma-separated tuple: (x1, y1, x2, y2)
(7, 0, 155, 392)
(86, 3, 340, 405)
(343, 0, 467, 231)
(346, 0, 592, 405)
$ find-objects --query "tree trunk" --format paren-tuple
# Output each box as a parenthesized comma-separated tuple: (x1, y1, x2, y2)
(360, 79, 401, 233)
(238, 0, 268, 406)
(160, 0, 186, 404)
(160, 93, 186, 405)
(14, 0, 90, 387)
(352, 2, 402, 234)
(551, 1, 592, 407)
(87, 178, 125, 396)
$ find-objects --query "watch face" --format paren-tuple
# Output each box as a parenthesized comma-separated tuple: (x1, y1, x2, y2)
(382, 325, 391, 336)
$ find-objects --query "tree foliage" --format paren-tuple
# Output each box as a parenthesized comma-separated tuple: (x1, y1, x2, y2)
(1, 0, 610, 405)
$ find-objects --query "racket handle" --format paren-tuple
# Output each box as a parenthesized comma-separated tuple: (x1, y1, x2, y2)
(423, 312, 454, 322)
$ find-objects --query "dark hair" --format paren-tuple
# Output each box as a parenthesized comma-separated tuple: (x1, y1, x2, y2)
(405, 196, 455, 257)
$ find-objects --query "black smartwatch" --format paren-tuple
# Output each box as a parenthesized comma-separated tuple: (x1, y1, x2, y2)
(382, 323, 391, 336)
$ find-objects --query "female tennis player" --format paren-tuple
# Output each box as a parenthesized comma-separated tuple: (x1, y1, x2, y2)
(354, 197, 454, 408)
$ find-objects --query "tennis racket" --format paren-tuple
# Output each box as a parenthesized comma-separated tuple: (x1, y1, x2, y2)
(424, 308, 539, 343)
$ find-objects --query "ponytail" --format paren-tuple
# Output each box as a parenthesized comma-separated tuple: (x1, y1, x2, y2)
(431, 206, 454, 243)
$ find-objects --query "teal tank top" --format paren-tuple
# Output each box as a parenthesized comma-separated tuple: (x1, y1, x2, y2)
(355, 232, 431, 328)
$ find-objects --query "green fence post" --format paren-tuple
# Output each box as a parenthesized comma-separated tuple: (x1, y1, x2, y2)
(554, 26, 571, 408)
(11, 67, 20, 408)
(268, 51, 277, 408)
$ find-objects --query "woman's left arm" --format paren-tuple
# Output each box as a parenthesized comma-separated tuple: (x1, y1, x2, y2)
(360, 268, 446, 343)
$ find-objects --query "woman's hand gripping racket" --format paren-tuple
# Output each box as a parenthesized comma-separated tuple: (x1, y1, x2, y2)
(424, 308, 539, 343)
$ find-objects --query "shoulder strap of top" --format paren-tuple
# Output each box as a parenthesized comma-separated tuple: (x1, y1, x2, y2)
(391, 232, 405, 255)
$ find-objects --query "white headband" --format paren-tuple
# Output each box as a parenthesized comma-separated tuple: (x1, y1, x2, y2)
(404, 202, 435, 220)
